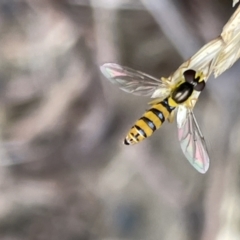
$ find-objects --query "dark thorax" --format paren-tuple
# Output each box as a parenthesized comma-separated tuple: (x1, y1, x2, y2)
(171, 69, 206, 104)
(171, 82, 194, 104)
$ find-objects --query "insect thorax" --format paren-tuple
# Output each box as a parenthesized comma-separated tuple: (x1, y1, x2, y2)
(171, 82, 194, 104)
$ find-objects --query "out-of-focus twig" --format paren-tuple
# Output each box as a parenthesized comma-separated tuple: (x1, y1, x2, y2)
(69, 0, 144, 10)
(90, 0, 120, 64)
(90, 0, 122, 107)
(141, 0, 203, 58)
(233, 0, 239, 7)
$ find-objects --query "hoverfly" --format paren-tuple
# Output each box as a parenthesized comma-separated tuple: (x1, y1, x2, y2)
(100, 63, 210, 173)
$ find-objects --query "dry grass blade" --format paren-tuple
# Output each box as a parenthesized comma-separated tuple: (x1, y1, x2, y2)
(214, 6, 240, 76)
(155, 3, 240, 106)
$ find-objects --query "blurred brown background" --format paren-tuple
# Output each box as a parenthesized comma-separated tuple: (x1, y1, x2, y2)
(0, 0, 239, 239)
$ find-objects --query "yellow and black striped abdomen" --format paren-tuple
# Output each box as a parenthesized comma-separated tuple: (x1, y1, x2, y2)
(124, 99, 175, 145)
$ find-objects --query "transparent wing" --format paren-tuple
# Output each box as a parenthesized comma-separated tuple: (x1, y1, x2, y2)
(177, 106, 210, 174)
(100, 63, 171, 97)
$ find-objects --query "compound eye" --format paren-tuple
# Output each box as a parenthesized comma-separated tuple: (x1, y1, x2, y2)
(194, 81, 205, 92)
(183, 69, 196, 83)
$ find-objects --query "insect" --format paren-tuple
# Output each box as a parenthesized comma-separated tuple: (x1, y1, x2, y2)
(100, 63, 210, 174)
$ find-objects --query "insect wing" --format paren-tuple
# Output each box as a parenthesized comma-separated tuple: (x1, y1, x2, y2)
(177, 106, 209, 174)
(100, 63, 171, 97)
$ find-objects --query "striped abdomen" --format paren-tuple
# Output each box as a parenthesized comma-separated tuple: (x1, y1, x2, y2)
(124, 99, 175, 145)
